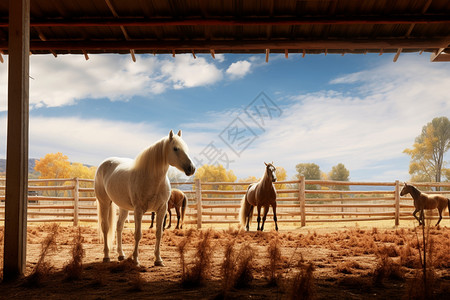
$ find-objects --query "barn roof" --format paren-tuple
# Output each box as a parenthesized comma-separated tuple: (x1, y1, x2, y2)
(1, 0, 450, 61)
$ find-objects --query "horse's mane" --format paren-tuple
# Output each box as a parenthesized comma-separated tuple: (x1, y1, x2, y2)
(409, 184, 422, 199)
(133, 137, 167, 174)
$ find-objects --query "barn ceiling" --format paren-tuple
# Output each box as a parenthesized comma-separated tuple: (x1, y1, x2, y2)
(0, 0, 449, 61)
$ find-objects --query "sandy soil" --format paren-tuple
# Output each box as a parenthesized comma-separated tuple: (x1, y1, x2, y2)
(1, 223, 450, 299)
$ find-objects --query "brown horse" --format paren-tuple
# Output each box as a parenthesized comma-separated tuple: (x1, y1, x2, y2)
(150, 188, 188, 229)
(239, 162, 278, 231)
(400, 182, 450, 226)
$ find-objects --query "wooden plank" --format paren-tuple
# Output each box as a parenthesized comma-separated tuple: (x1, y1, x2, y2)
(1, 14, 450, 28)
(1, 38, 448, 52)
(3, 0, 30, 281)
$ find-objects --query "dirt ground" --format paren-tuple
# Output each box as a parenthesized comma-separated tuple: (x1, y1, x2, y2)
(1, 222, 450, 299)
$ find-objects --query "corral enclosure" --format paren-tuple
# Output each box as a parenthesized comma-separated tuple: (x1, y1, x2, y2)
(1, 178, 450, 299)
(1, 178, 449, 227)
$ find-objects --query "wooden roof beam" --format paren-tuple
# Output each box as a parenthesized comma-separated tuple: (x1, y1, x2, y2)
(430, 47, 450, 61)
(104, 0, 136, 62)
(1, 15, 450, 28)
(3, 38, 447, 52)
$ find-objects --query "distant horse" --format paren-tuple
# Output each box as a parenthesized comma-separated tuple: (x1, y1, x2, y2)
(95, 130, 195, 266)
(149, 188, 188, 230)
(400, 182, 450, 226)
(239, 162, 278, 231)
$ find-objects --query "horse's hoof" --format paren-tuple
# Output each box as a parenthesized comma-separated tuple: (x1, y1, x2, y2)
(103, 258, 110, 263)
(154, 260, 165, 267)
(118, 255, 125, 261)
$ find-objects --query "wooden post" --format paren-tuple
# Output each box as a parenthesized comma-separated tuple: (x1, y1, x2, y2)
(298, 176, 306, 227)
(394, 180, 400, 226)
(4, 0, 30, 281)
(195, 179, 202, 229)
(73, 178, 79, 227)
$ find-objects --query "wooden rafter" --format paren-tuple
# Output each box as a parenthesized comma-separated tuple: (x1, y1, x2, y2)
(104, 0, 136, 62)
(2, 38, 447, 52)
(1, 14, 450, 28)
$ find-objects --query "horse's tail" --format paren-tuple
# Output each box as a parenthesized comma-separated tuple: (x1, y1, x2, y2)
(95, 168, 117, 250)
(239, 194, 252, 228)
(181, 194, 188, 224)
(96, 200, 117, 250)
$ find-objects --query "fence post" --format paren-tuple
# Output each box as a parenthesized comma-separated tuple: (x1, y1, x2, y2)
(394, 180, 400, 226)
(73, 177, 79, 227)
(195, 178, 202, 229)
(298, 176, 306, 227)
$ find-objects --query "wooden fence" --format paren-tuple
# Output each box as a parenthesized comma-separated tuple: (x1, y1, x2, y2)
(1, 178, 449, 228)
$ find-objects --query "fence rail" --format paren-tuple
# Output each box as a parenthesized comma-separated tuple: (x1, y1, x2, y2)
(1, 177, 449, 228)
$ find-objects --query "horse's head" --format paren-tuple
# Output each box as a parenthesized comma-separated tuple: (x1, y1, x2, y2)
(400, 182, 410, 196)
(265, 162, 277, 182)
(167, 130, 196, 176)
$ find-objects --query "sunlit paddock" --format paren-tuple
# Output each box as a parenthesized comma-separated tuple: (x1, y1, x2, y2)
(1, 179, 450, 298)
(1, 178, 449, 228)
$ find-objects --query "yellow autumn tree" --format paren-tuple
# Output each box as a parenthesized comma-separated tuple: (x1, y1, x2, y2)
(34, 152, 71, 179)
(194, 164, 236, 191)
(404, 116, 450, 183)
(34, 152, 71, 196)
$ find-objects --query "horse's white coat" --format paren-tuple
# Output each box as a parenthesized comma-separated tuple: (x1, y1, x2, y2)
(95, 130, 195, 266)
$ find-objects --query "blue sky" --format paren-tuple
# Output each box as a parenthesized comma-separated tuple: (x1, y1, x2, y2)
(1, 52, 449, 182)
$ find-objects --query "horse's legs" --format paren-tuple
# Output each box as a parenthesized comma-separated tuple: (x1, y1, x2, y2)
(167, 209, 172, 229)
(419, 209, 425, 226)
(132, 209, 144, 265)
(436, 208, 443, 226)
(116, 208, 128, 261)
(272, 203, 278, 231)
(149, 212, 155, 229)
(256, 206, 262, 231)
(413, 208, 422, 225)
(98, 200, 113, 263)
(246, 205, 253, 231)
(174, 205, 181, 229)
(260, 205, 269, 231)
(154, 204, 167, 266)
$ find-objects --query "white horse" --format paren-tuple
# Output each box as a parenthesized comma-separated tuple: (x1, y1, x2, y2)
(94, 130, 195, 266)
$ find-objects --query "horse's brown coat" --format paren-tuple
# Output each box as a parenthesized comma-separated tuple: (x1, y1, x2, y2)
(240, 162, 278, 231)
(400, 183, 450, 226)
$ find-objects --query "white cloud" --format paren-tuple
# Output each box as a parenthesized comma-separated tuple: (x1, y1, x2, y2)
(184, 57, 450, 181)
(2, 55, 449, 182)
(161, 55, 223, 89)
(0, 54, 228, 111)
(226, 60, 252, 79)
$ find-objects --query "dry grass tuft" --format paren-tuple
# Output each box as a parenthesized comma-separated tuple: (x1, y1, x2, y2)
(336, 260, 362, 275)
(221, 238, 237, 294)
(177, 234, 190, 281)
(63, 226, 85, 281)
(219, 239, 256, 296)
(24, 223, 59, 287)
(181, 229, 214, 288)
(267, 236, 282, 286)
(288, 261, 315, 300)
(373, 254, 404, 285)
(233, 243, 255, 289)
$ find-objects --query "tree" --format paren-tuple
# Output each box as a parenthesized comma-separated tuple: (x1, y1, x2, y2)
(34, 152, 71, 179)
(194, 164, 237, 191)
(328, 163, 350, 191)
(70, 162, 96, 180)
(34, 152, 71, 196)
(295, 163, 322, 197)
(404, 116, 450, 183)
(295, 163, 321, 181)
